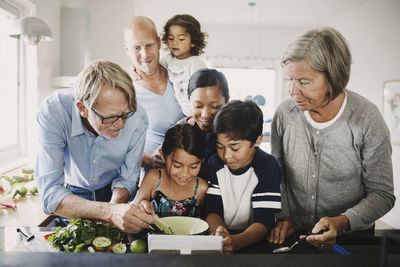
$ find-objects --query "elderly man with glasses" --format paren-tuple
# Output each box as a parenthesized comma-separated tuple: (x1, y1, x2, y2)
(35, 60, 155, 233)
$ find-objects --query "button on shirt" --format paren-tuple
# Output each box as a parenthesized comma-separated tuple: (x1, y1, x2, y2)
(35, 88, 149, 214)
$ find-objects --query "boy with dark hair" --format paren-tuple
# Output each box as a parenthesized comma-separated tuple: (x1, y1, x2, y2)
(205, 100, 281, 253)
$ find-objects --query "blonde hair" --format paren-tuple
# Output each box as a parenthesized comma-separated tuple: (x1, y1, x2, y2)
(74, 59, 136, 111)
(282, 27, 352, 101)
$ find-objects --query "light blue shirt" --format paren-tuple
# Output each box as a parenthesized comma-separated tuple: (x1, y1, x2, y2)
(134, 76, 185, 153)
(34, 88, 148, 214)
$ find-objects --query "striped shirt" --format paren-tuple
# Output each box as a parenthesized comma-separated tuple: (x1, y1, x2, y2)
(205, 148, 281, 230)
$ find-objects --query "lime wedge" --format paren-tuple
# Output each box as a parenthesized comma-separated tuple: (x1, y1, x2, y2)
(112, 242, 127, 254)
(92, 236, 111, 251)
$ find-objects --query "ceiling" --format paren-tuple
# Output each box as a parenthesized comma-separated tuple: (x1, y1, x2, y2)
(134, 0, 370, 27)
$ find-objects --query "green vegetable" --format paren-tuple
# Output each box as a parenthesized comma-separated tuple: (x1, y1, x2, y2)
(11, 175, 30, 183)
(11, 188, 18, 198)
(48, 218, 126, 252)
(112, 242, 127, 254)
(130, 239, 146, 253)
(73, 243, 86, 253)
(92, 236, 111, 251)
(17, 185, 27, 196)
(26, 182, 38, 194)
(0, 175, 10, 181)
(22, 168, 34, 174)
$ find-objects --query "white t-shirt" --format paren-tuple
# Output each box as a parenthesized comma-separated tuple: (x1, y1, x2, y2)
(161, 54, 207, 116)
(304, 91, 348, 129)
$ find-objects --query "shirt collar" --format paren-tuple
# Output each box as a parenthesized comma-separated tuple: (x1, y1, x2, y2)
(71, 104, 86, 137)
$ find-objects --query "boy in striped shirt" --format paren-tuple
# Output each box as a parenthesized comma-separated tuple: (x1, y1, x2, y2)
(205, 100, 281, 253)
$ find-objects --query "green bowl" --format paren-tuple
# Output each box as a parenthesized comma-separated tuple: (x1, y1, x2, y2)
(159, 217, 209, 235)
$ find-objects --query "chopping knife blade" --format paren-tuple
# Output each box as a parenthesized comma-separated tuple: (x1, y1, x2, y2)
(17, 227, 49, 252)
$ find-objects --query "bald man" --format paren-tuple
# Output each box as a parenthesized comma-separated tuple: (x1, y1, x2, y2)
(124, 16, 184, 169)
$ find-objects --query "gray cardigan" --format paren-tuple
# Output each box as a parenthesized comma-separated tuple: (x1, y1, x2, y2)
(271, 90, 395, 231)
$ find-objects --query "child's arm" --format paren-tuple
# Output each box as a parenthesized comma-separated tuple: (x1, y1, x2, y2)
(131, 169, 158, 214)
(206, 213, 225, 235)
(196, 178, 209, 211)
(225, 223, 268, 253)
(207, 214, 268, 253)
(137, 200, 155, 215)
(129, 65, 142, 81)
(159, 52, 173, 68)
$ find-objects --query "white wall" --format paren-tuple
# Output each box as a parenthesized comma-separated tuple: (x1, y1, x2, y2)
(21, 0, 61, 166)
(35, 0, 134, 104)
(86, 0, 134, 72)
(36, 0, 61, 103)
(204, 24, 307, 59)
(327, 0, 400, 110)
(326, 0, 400, 228)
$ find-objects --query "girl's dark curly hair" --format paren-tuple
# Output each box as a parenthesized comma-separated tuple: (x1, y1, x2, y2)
(162, 14, 207, 56)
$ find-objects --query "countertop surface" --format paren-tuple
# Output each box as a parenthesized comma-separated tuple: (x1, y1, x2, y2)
(0, 194, 53, 226)
(1, 252, 399, 267)
(1, 227, 399, 267)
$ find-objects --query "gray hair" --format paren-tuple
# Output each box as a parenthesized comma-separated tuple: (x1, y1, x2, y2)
(282, 27, 352, 100)
(74, 59, 136, 111)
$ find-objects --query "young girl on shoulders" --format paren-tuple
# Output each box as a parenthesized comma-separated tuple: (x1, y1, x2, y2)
(133, 124, 208, 217)
(160, 14, 208, 116)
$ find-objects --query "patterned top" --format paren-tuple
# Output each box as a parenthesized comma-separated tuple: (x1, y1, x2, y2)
(151, 169, 200, 217)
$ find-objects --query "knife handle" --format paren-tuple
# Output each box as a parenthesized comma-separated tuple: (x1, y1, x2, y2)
(17, 227, 35, 241)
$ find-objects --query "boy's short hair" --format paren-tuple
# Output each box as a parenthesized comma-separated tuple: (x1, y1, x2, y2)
(213, 100, 263, 144)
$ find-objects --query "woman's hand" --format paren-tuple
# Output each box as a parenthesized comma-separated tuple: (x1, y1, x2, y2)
(176, 116, 193, 125)
(305, 215, 349, 249)
(215, 226, 234, 254)
(138, 200, 155, 215)
(268, 216, 295, 244)
(143, 150, 165, 169)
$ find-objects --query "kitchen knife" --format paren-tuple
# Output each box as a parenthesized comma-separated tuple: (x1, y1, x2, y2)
(17, 227, 49, 252)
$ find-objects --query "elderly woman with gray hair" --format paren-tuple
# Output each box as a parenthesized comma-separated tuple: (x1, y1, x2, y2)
(268, 27, 395, 249)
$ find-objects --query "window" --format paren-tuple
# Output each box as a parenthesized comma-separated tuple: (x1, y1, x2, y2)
(218, 67, 276, 133)
(216, 67, 276, 153)
(0, 1, 26, 171)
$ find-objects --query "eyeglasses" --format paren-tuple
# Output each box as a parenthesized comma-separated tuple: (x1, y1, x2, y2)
(91, 107, 135, 124)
